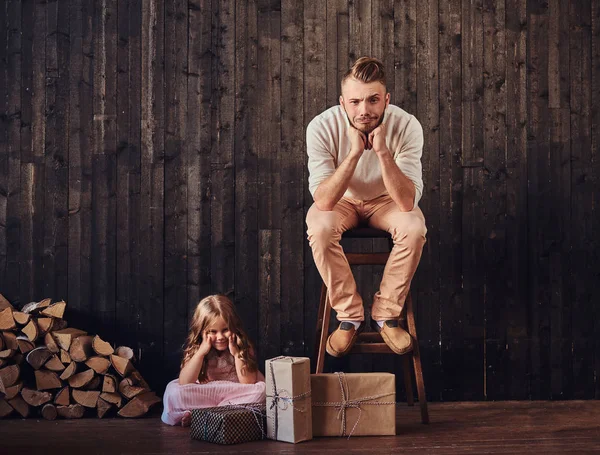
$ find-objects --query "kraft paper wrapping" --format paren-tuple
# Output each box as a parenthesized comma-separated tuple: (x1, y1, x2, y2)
(265, 356, 313, 443)
(311, 372, 396, 437)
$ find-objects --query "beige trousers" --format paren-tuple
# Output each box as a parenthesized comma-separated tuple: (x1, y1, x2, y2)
(306, 194, 427, 322)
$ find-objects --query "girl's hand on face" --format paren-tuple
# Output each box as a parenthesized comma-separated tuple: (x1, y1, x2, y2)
(198, 331, 213, 357)
(228, 334, 240, 357)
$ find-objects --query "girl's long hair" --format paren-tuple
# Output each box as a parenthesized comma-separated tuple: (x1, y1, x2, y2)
(180, 294, 257, 382)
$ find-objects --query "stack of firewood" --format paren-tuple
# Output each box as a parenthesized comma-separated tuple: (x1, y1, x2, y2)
(0, 294, 160, 420)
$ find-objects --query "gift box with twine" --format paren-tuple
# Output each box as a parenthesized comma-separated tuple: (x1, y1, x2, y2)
(190, 402, 266, 445)
(311, 372, 396, 437)
(265, 356, 312, 443)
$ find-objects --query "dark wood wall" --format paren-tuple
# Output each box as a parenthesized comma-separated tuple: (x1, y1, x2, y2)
(1, 0, 598, 400)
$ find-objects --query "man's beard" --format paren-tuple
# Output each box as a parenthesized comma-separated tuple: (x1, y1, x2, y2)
(344, 109, 385, 136)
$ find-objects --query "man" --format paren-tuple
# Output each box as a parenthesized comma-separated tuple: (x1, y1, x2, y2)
(306, 56, 427, 357)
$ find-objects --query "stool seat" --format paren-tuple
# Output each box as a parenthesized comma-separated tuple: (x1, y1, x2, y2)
(342, 227, 392, 265)
(342, 227, 391, 239)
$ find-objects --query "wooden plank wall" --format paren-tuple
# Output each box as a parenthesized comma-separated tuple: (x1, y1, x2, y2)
(0, 0, 598, 400)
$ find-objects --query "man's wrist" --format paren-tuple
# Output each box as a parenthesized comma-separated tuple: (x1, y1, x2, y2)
(376, 147, 392, 158)
(349, 148, 364, 158)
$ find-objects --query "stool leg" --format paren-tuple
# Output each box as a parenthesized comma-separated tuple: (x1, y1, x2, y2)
(405, 292, 429, 424)
(315, 284, 330, 374)
(314, 284, 327, 361)
(402, 355, 414, 406)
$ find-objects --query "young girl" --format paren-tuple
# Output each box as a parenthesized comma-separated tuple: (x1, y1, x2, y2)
(161, 294, 266, 426)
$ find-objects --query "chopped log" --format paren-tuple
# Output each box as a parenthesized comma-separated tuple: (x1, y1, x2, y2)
(59, 361, 77, 381)
(22, 298, 53, 314)
(0, 334, 3, 350)
(54, 386, 70, 406)
(2, 331, 17, 349)
(26, 346, 53, 369)
(5, 382, 22, 400)
(37, 298, 52, 309)
(115, 346, 135, 361)
(110, 354, 133, 377)
(84, 375, 102, 391)
(85, 356, 111, 374)
(41, 300, 66, 319)
(36, 318, 53, 334)
(0, 359, 5, 368)
(0, 294, 13, 311)
(99, 392, 122, 408)
(129, 369, 150, 388)
(92, 335, 114, 356)
(53, 328, 87, 351)
(21, 299, 52, 313)
(57, 403, 85, 419)
(70, 335, 94, 362)
(13, 352, 23, 365)
(12, 312, 30, 325)
(60, 349, 71, 364)
(118, 392, 161, 418)
(35, 369, 63, 390)
(52, 319, 68, 331)
(21, 388, 52, 407)
(0, 349, 15, 359)
(72, 389, 100, 408)
(119, 377, 148, 399)
(0, 308, 15, 330)
(97, 397, 112, 418)
(16, 336, 35, 354)
(8, 395, 30, 418)
(68, 369, 95, 388)
(22, 319, 39, 342)
(44, 332, 60, 353)
(102, 374, 117, 393)
(0, 364, 19, 387)
(0, 375, 4, 399)
(42, 403, 58, 420)
(20, 301, 38, 314)
(45, 355, 65, 372)
(0, 399, 13, 417)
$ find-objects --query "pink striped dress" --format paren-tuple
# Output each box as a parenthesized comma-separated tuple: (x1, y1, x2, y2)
(161, 350, 266, 426)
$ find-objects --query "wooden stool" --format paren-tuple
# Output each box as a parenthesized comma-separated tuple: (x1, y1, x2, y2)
(314, 227, 429, 424)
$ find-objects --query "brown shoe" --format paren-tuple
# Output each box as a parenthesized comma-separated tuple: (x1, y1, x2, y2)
(372, 319, 413, 354)
(326, 321, 364, 357)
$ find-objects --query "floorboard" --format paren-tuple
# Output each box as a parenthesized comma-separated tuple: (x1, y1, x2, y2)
(1, 401, 599, 454)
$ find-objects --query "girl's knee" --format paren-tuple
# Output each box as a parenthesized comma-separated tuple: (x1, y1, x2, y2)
(254, 380, 266, 396)
(163, 379, 179, 397)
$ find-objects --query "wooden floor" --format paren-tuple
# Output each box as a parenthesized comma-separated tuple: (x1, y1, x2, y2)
(2, 401, 600, 454)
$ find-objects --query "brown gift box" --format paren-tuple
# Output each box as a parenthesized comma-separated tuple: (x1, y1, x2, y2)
(265, 356, 313, 443)
(311, 372, 396, 437)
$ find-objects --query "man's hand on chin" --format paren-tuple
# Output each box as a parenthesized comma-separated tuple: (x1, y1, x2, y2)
(347, 126, 368, 157)
(369, 123, 389, 155)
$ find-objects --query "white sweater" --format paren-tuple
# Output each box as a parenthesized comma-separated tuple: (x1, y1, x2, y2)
(306, 104, 424, 208)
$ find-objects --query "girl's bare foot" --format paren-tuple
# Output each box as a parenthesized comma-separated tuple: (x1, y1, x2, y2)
(181, 410, 192, 427)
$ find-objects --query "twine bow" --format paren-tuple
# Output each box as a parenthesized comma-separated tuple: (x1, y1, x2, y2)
(313, 372, 395, 439)
(266, 356, 311, 439)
